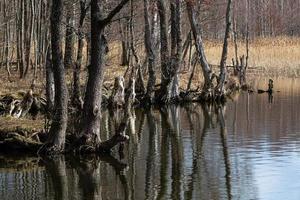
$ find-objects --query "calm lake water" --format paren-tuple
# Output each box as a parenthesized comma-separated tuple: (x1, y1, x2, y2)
(1, 78, 300, 200)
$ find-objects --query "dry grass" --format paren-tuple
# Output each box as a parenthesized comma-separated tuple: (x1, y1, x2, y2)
(204, 36, 300, 77)
(0, 116, 44, 134)
(1, 36, 299, 96)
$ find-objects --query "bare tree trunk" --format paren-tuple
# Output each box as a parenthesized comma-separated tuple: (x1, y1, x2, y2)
(64, 2, 76, 69)
(245, 0, 250, 70)
(143, 0, 156, 104)
(24, 0, 35, 77)
(3, 0, 11, 79)
(186, 54, 197, 92)
(78, 0, 106, 150)
(129, 0, 145, 95)
(19, 0, 26, 78)
(170, 0, 182, 101)
(120, 19, 130, 66)
(45, 47, 55, 112)
(186, 1, 213, 100)
(72, 0, 88, 109)
(39, 0, 68, 155)
(232, 0, 239, 74)
(76, 0, 130, 153)
(154, 0, 170, 103)
(215, 0, 233, 100)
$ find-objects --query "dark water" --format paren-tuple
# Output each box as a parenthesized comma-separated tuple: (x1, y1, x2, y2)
(1, 78, 300, 200)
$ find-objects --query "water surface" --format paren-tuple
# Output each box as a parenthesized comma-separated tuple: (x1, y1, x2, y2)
(1, 78, 300, 200)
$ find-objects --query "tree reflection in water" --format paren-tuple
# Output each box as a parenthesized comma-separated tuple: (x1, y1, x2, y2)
(0, 104, 245, 200)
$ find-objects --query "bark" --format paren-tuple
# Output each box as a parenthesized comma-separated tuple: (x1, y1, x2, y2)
(129, 0, 145, 95)
(45, 47, 55, 112)
(186, 1, 213, 100)
(3, 0, 11, 79)
(239, 55, 246, 86)
(39, 0, 68, 155)
(64, 2, 76, 69)
(232, 1, 239, 74)
(215, 0, 233, 99)
(245, 0, 250, 69)
(154, 0, 170, 103)
(186, 53, 197, 92)
(76, 0, 129, 153)
(72, 0, 88, 109)
(170, 0, 182, 100)
(19, 0, 26, 78)
(24, 0, 35, 77)
(78, 0, 107, 150)
(143, 0, 156, 104)
(155, 0, 182, 104)
(120, 19, 130, 66)
(182, 31, 192, 70)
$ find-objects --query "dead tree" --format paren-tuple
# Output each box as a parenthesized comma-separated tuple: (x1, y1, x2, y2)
(39, 0, 68, 155)
(186, 0, 214, 100)
(215, 0, 233, 100)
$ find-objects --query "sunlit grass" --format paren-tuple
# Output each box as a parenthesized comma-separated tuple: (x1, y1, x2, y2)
(204, 36, 300, 77)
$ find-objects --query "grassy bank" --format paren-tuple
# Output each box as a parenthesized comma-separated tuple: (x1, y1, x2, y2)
(1, 36, 299, 94)
(0, 36, 299, 134)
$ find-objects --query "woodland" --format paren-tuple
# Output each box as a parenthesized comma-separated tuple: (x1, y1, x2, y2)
(0, 0, 299, 155)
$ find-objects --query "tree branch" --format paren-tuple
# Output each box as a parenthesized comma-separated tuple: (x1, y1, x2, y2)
(99, 0, 130, 26)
